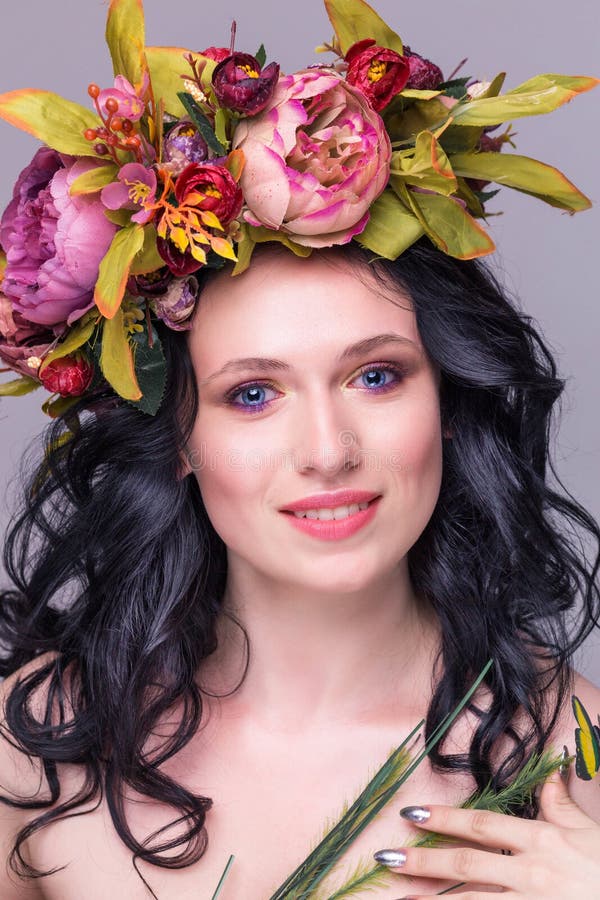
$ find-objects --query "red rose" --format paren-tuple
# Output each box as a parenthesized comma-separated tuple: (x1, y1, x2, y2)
(175, 163, 243, 228)
(345, 39, 410, 111)
(157, 163, 243, 276)
(39, 354, 94, 396)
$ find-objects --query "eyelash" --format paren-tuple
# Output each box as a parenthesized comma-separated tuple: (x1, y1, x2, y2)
(223, 362, 408, 415)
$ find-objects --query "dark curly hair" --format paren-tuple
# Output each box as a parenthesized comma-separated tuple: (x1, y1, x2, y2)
(1, 239, 598, 895)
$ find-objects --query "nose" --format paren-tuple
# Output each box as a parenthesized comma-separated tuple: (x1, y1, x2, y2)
(293, 391, 361, 477)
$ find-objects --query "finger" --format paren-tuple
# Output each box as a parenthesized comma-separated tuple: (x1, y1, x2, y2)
(538, 766, 596, 829)
(394, 893, 518, 900)
(398, 803, 542, 852)
(373, 844, 518, 890)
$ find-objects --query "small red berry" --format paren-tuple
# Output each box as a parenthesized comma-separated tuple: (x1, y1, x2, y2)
(111, 117, 124, 132)
(88, 83, 100, 99)
(104, 97, 119, 114)
(122, 119, 134, 134)
(94, 143, 109, 155)
(84, 128, 98, 141)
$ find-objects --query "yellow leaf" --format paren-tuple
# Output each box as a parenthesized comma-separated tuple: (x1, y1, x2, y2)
(39, 317, 97, 375)
(190, 244, 207, 264)
(450, 151, 592, 212)
(169, 227, 188, 253)
(324, 0, 404, 55)
(106, 0, 148, 88)
(99, 307, 142, 401)
(199, 210, 224, 231)
(69, 164, 119, 196)
(94, 224, 146, 318)
(0, 90, 100, 156)
(210, 236, 238, 261)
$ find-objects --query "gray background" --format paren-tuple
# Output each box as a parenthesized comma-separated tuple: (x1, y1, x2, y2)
(1, 1, 598, 684)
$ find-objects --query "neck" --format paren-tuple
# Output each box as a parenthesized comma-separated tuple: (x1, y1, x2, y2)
(198, 559, 440, 735)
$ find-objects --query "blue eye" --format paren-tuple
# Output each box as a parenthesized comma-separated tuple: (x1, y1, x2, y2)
(224, 362, 406, 415)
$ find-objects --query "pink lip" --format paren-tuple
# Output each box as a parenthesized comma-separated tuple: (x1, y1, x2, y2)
(280, 496, 382, 541)
(280, 489, 380, 512)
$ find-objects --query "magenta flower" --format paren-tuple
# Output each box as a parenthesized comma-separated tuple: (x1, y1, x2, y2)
(98, 74, 148, 122)
(0, 148, 117, 328)
(101, 163, 157, 224)
(232, 69, 392, 246)
(212, 53, 280, 116)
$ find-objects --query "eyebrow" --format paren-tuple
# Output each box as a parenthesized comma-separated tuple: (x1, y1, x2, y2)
(199, 333, 418, 385)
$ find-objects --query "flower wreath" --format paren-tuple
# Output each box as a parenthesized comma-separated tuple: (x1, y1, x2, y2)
(0, 0, 596, 417)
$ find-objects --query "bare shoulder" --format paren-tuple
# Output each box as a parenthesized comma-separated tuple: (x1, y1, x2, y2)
(0, 653, 59, 899)
(549, 668, 600, 823)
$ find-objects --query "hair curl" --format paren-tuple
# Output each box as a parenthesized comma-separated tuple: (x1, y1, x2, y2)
(1, 239, 599, 893)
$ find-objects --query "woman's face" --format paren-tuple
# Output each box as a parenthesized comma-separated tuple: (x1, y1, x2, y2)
(184, 249, 444, 596)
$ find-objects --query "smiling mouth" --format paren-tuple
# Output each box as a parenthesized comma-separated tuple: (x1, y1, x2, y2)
(281, 497, 380, 521)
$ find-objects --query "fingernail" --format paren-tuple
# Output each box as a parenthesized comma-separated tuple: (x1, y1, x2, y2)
(399, 805, 430, 823)
(373, 848, 407, 867)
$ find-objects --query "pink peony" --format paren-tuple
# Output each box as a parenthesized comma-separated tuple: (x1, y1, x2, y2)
(0, 148, 117, 328)
(232, 68, 392, 247)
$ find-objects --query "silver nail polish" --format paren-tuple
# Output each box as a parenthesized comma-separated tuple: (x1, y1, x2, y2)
(373, 849, 407, 867)
(399, 805, 430, 823)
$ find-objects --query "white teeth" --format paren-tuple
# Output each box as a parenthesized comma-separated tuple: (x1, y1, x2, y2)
(292, 501, 370, 521)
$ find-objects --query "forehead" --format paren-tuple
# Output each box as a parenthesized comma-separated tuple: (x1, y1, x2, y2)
(187, 250, 421, 370)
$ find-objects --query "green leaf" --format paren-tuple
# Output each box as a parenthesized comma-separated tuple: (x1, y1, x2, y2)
(69, 164, 119, 196)
(146, 47, 217, 118)
(177, 92, 226, 156)
(0, 90, 100, 156)
(391, 131, 457, 196)
(255, 44, 267, 68)
(129, 225, 164, 275)
(440, 73, 506, 155)
(450, 151, 592, 212)
(126, 322, 166, 415)
(39, 316, 98, 375)
(357, 189, 424, 259)
(214, 108, 229, 148)
(94, 225, 146, 318)
(324, 0, 404, 55)
(41, 395, 81, 420)
(0, 374, 41, 396)
(400, 89, 442, 100)
(99, 307, 142, 401)
(400, 183, 496, 259)
(452, 73, 599, 126)
(104, 208, 133, 227)
(105, 0, 148, 87)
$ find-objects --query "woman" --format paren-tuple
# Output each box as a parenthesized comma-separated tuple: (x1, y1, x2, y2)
(1, 0, 600, 897)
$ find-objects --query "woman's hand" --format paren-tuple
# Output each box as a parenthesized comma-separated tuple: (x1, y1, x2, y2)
(373, 769, 600, 898)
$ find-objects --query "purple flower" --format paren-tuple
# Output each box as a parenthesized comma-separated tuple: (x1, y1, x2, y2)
(164, 121, 209, 176)
(0, 148, 117, 328)
(150, 275, 199, 330)
(101, 163, 157, 224)
(212, 53, 280, 116)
